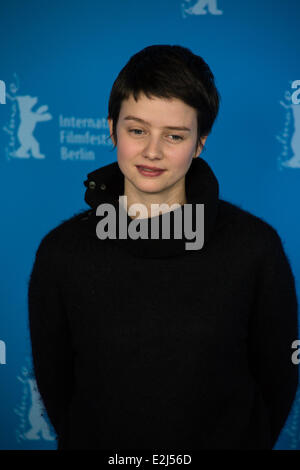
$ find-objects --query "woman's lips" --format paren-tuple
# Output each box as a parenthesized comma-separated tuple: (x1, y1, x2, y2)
(136, 165, 166, 177)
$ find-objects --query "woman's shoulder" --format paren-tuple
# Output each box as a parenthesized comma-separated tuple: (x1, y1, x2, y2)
(34, 208, 95, 258)
(216, 199, 284, 250)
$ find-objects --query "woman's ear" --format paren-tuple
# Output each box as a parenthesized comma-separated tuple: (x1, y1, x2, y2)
(194, 136, 208, 158)
(108, 118, 116, 146)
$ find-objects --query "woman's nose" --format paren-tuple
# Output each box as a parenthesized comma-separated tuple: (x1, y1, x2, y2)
(142, 135, 163, 159)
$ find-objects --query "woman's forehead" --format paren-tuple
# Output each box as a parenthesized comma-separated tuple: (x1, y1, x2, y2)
(119, 93, 197, 129)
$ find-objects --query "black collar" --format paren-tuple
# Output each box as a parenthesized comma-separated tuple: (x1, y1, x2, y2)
(84, 157, 220, 259)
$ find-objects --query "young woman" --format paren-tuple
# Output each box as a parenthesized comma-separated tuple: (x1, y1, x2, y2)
(28, 44, 299, 450)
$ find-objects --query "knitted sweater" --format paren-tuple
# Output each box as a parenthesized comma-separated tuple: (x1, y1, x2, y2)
(28, 157, 299, 450)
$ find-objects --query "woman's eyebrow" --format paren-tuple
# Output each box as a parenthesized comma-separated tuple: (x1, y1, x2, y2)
(123, 115, 191, 132)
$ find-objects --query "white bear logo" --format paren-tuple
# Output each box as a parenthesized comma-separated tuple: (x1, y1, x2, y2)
(15, 365, 55, 442)
(277, 88, 300, 169)
(182, 0, 223, 17)
(14, 95, 52, 159)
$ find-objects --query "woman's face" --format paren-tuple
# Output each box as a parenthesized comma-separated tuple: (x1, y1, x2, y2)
(108, 93, 206, 206)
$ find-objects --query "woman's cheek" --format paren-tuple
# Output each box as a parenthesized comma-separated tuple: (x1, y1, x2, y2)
(171, 147, 193, 170)
(122, 135, 142, 157)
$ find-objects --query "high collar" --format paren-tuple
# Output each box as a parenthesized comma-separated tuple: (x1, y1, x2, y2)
(83, 157, 220, 259)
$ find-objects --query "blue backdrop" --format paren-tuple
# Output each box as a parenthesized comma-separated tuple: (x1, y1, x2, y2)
(0, 0, 299, 450)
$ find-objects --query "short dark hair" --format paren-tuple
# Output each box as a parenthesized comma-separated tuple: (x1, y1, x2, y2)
(107, 44, 221, 154)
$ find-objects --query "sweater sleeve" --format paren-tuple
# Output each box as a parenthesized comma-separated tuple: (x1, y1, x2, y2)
(248, 227, 299, 448)
(27, 234, 74, 441)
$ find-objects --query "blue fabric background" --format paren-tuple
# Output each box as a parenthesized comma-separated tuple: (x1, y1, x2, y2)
(0, 0, 299, 450)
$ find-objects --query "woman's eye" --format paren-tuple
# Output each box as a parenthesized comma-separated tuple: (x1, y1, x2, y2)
(129, 129, 144, 135)
(128, 129, 183, 142)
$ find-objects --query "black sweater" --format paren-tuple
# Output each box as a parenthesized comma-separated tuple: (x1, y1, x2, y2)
(28, 157, 299, 450)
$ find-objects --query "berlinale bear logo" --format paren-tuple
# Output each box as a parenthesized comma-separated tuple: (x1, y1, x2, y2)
(14, 95, 52, 159)
(3, 74, 52, 160)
